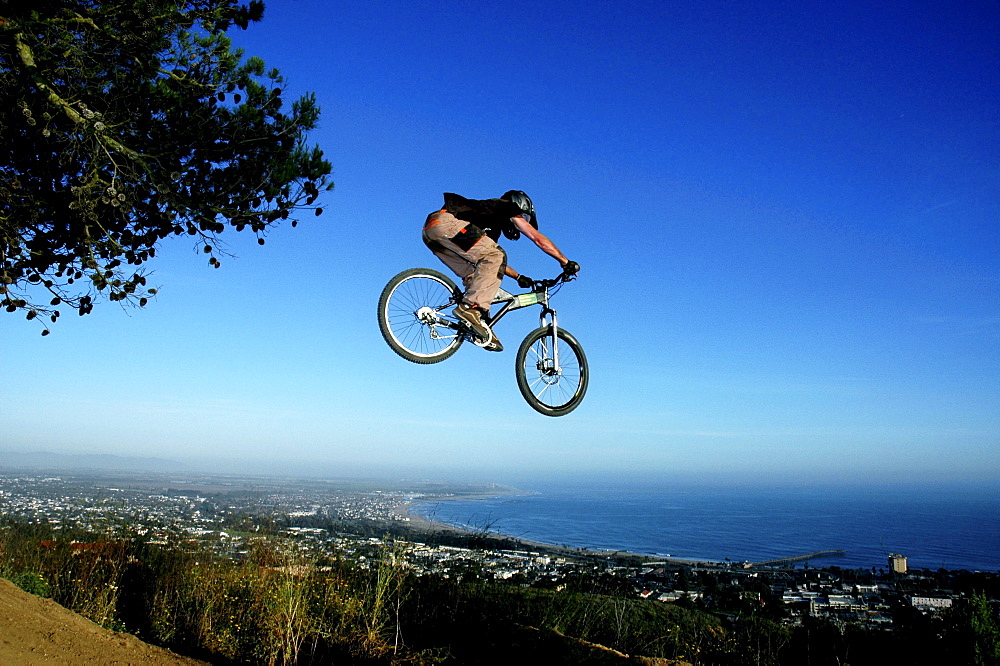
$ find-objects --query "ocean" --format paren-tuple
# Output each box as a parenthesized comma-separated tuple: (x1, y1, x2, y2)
(410, 480, 1000, 572)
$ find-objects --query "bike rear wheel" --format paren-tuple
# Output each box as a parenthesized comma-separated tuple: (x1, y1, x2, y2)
(515, 326, 589, 416)
(378, 268, 464, 364)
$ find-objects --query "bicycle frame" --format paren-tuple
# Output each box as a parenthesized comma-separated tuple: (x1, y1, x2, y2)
(486, 284, 562, 370)
(485, 285, 551, 327)
(422, 274, 571, 366)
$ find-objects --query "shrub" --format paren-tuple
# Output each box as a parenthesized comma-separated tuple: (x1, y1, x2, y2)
(10, 571, 51, 597)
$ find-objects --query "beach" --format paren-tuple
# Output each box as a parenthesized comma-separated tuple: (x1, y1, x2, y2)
(394, 481, 1000, 572)
(391, 497, 709, 566)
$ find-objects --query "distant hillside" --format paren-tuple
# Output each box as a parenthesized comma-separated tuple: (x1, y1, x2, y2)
(0, 450, 192, 473)
(0, 578, 205, 665)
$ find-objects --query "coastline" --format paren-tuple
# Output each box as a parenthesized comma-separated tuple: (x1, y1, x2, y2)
(391, 499, 477, 537)
(391, 484, 1000, 572)
(391, 497, 709, 566)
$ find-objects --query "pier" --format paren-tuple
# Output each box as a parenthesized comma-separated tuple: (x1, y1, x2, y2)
(749, 550, 846, 568)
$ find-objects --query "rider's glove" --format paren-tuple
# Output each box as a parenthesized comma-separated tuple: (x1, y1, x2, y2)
(561, 260, 580, 275)
(516, 274, 534, 289)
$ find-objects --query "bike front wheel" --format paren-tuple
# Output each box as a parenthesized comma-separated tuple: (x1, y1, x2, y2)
(515, 326, 589, 416)
(378, 268, 464, 364)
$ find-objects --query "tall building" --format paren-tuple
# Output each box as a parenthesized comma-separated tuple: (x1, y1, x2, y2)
(888, 553, 908, 574)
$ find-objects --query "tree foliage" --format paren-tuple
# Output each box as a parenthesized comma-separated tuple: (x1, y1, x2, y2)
(0, 0, 333, 332)
(943, 592, 1000, 666)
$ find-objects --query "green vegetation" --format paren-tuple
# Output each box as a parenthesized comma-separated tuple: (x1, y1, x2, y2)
(1, 519, 997, 665)
(0, 519, 721, 664)
(0, 1, 333, 330)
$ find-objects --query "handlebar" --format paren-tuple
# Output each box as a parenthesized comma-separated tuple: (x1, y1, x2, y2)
(535, 270, 577, 291)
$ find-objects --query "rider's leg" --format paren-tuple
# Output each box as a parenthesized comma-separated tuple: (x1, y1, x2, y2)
(422, 212, 505, 315)
(432, 247, 475, 292)
(462, 244, 505, 316)
(422, 212, 505, 351)
(448, 246, 505, 352)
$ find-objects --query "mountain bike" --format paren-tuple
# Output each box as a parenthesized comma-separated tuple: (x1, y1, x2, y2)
(377, 268, 589, 416)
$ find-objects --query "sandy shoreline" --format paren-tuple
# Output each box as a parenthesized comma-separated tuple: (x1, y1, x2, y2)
(391, 499, 708, 565)
(391, 500, 476, 535)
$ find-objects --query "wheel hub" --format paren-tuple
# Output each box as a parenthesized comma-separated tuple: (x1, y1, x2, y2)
(415, 306, 437, 324)
(536, 360, 560, 379)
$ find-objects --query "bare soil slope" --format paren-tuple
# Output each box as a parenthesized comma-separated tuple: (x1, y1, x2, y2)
(0, 578, 205, 665)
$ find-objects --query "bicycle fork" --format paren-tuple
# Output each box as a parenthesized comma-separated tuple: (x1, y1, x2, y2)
(539, 307, 561, 375)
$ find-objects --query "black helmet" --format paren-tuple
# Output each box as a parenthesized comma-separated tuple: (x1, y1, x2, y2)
(501, 190, 536, 226)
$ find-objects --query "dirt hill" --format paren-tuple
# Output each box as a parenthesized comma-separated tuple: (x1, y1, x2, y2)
(0, 578, 205, 665)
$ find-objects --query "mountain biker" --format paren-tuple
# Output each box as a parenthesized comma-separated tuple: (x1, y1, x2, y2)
(422, 190, 579, 352)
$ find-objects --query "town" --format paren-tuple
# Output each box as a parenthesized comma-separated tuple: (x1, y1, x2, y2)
(0, 470, 995, 637)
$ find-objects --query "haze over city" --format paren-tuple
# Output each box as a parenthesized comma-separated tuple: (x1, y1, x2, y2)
(2, 0, 997, 488)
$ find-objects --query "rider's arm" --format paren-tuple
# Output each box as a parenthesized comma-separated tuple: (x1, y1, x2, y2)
(512, 215, 568, 266)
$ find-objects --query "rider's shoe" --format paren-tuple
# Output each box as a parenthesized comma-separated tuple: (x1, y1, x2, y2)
(454, 303, 503, 351)
(454, 303, 492, 340)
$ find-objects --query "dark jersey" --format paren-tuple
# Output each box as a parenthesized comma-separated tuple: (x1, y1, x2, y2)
(442, 192, 537, 241)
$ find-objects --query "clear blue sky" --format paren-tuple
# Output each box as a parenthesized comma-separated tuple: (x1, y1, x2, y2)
(2, 0, 997, 486)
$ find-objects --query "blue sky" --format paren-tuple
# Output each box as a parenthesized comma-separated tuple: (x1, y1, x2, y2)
(2, 0, 997, 486)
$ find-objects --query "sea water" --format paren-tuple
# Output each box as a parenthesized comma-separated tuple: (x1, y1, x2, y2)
(410, 480, 1000, 571)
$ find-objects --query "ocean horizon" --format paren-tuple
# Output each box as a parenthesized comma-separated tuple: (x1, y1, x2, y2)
(410, 479, 1000, 572)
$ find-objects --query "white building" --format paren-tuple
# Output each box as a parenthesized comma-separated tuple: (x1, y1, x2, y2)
(911, 596, 953, 613)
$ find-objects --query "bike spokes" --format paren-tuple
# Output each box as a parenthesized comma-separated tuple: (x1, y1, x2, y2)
(378, 269, 464, 363)
(516, 327, 587, 416)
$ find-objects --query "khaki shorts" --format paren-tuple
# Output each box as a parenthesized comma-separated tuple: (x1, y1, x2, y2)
(422, 210, 506, 312)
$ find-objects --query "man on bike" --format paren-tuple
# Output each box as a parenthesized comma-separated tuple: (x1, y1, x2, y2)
(422, 190, 579, 352)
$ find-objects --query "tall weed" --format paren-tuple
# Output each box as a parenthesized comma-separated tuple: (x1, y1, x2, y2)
(0, 520, 729, 664)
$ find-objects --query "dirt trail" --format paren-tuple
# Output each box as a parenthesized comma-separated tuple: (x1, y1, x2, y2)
(0, 578, 206, 665)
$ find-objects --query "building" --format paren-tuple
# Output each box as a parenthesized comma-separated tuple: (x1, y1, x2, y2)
(888, 553, 908, 574)
(911, 596, 953, 613)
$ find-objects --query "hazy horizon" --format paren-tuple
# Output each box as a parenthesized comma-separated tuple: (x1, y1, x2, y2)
(3, 448, 998, 495)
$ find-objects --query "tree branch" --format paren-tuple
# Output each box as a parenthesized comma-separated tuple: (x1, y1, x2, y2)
(13, 31, 148, 162)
